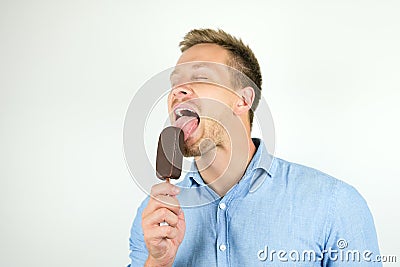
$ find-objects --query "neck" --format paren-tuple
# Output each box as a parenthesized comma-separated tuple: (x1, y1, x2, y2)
(195, 137, 256, 197)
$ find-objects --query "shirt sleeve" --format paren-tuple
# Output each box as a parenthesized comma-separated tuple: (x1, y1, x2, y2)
(127, 197, 150, 267)
(322, 181, 382, 267)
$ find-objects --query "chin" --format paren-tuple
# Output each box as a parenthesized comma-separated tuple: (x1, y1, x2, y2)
(183, 137, 218, 158)
(182, 136, 202, 157)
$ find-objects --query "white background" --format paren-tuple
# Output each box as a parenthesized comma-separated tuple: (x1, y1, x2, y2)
(1, 0, 399, 266)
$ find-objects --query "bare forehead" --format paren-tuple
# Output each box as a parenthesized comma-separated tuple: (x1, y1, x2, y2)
(176, 43, 230, 65)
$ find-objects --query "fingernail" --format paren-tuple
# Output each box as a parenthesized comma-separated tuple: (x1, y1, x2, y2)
(173, 187, 180, 194)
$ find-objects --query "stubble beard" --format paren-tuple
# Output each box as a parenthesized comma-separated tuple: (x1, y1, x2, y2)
(182, 118, 225, 157)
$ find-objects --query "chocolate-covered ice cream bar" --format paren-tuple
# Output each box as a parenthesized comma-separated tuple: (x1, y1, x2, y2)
(156, 126, 184, 180)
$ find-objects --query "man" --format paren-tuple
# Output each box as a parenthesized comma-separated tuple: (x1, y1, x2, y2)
(128, 29, 381, 266)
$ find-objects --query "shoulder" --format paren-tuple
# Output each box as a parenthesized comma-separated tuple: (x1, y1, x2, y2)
(271, 157, 377, 234)
(270, 157, 368, 210)
(271, 157, 341, 193)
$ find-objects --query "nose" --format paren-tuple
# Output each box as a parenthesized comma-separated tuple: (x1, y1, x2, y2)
(171, 85, 193, 100)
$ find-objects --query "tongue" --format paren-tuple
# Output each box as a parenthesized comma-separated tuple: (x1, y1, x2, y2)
(174, 116, 199, 141)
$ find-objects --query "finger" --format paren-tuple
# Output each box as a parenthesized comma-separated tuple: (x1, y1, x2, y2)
(144, 207, 179, 227)
(155, 194, 180, 208)
(150, 182, 180, 197)
(175, 210, 186, 242)
(144, 195, 181, 217)
(176, 209, 185, 231)
(146, 225, 179, 240)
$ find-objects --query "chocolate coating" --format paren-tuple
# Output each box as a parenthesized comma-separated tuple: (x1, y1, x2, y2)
(156, 126, 184, 180)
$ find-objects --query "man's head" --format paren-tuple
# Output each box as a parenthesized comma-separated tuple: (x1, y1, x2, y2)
(168, 29, 262, 157)
(180, 28, 262, 126)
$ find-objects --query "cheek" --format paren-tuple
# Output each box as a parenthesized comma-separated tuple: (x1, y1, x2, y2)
(198, 88, 235, 107)
(167, 91, 173, 103)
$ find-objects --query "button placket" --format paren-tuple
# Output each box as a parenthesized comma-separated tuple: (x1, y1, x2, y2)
(216, 199, 229, 266)
(216, 183, 242, 266)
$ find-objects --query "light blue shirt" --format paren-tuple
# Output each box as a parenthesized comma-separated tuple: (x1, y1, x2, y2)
(128, 139, 381, 266)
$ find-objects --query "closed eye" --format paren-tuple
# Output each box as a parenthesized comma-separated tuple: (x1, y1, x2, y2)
(193, 76, 208, 81)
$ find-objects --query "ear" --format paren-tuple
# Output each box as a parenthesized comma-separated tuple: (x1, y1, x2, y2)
(233, 86, 255, 116)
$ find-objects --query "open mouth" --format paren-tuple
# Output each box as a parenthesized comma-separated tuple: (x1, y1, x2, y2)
(173, 106, 200, 141)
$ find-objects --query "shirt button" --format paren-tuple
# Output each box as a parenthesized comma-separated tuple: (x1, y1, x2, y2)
(219, 244, 227, 251)
(219, 203, 226, 210)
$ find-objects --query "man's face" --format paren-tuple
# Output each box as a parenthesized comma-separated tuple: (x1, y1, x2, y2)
(168, 44, 242, 157)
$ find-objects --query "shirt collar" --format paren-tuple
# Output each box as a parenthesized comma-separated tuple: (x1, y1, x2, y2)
(246, 138, 274, 176)
(186, 138, 275, 191)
